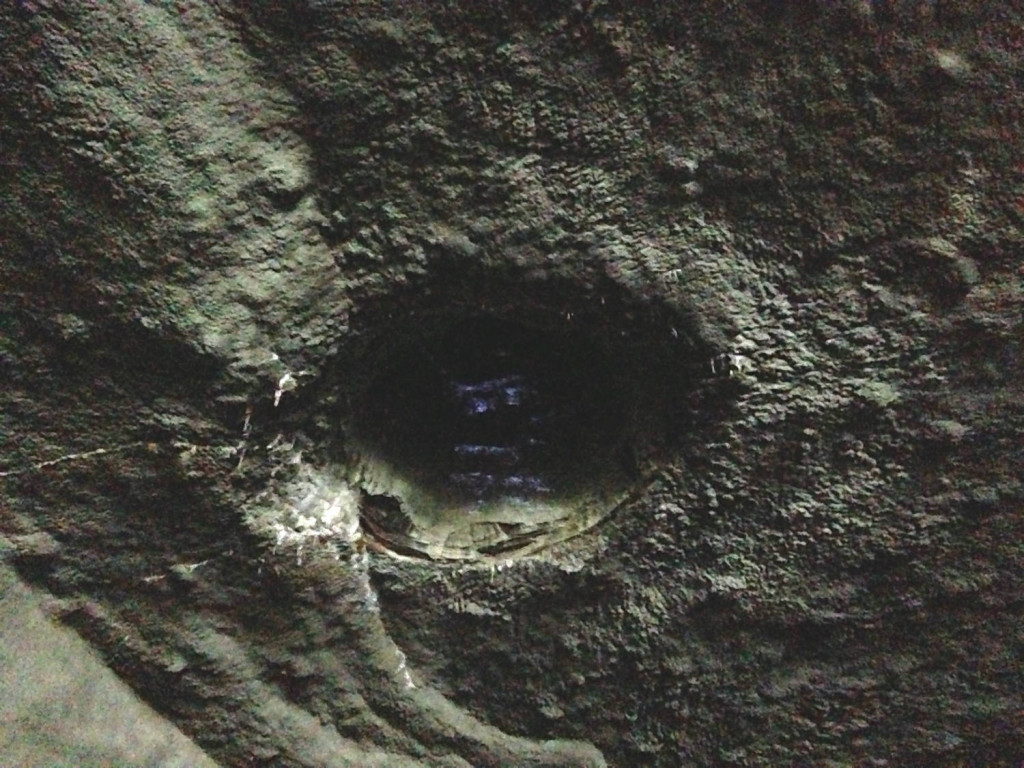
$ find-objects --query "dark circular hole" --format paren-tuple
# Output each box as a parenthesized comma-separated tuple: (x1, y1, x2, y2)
(356, 315, 628, 507)
(331, 276, 709, 557)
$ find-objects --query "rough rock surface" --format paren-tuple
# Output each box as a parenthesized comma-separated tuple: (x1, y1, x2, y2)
(2, 2, 1023, 766)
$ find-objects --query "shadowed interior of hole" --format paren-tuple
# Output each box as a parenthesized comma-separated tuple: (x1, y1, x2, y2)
(352, 315, 633, 513)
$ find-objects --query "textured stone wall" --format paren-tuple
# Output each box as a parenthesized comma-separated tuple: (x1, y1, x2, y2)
(2, 2, 1022, 766)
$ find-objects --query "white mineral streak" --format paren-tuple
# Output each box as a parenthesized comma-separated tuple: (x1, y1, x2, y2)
(394, 649, 415, 690)
(274, 372, 297, 407)
(268, 467, 420, 691)
(271, 467, 362, 559)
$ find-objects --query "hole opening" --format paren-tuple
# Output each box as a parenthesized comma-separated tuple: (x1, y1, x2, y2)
(332, 275, 707, 558)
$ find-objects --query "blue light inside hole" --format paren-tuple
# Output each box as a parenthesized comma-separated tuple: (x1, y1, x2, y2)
(466, 397, 495, 415)
(447, 371, 552, 500)
(454, 444, 520, 463)
(504, 384, 525, 406)
(502, 474, 551, 493)
(455, 376, 531, 415)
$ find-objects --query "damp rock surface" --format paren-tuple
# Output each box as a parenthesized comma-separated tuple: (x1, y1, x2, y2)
(2, 2, 1024, 768)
